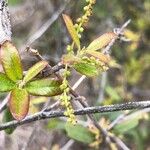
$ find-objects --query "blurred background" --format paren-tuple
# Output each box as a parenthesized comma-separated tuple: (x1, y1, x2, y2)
(0, 0, 150, 149)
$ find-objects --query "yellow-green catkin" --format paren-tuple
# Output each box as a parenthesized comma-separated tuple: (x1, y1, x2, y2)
(66, 45, 73, 54)
(67, 0, 96, 54)
(75, 0, 96, 35)
(60, 66, 76, 125)
(81, 56, 109, 72)
(62, 0, 97, 124)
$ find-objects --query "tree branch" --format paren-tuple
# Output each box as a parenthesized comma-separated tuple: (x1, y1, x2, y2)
(23, 0, 70, 48)
(102, 19, 131, 54)
(0, 0, 12, 44)
(0, 100, 150, 131)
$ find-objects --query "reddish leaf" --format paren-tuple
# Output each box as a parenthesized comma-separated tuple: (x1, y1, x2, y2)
(62, 14, 80, 49)
(0, 41, 23, 82)
(87, 32, 117, 51)
(9, 88, 29, 120)
(86, 51, 111, 64)
(61, 54, 80, 65)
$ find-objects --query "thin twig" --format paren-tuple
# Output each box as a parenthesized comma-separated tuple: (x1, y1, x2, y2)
(102, 19, 131, 54)
(22, 98, 59, 150)
(72, 75, 86, 90)
(23, 0, 70, 47)
(107, 111, 129, 130)
(117, 107, 150, 123)
(76, 97, 118, 148)
(43, 101, 60, 112)
(97, 72, 107, 103)
(43, 75, 86, 112)
(0, 100, 150, 131)
(95, 19, 131, 149)
(0, 94, 10, 113)
(60, 139, 74, 150)
(111, 135, 130, 150)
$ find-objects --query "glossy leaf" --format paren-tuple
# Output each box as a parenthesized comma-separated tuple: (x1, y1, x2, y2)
(62, 14, 80, 49)
(3, 108, 16, 134)
(25, 78, 62, 96)
(9, 88, 29, 120)
(0, 73, 16, 92)
(0, 41, 23, 82)
(86, 50, 111, 64)
(65, 123, 94, 144)
(73, 61, 98, 77)
(87, 32, 117, 51)
(23, 61, 48, 84)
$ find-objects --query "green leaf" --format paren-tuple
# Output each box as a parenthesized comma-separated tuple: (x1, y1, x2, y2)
(23, 61, 48, 84)
(0, 73, 16, 92)
(87, 32, 117, 51)
(106, 86, 120, 101)
(62, 14, 80, 49)
(9, 88, 29, 120)
(25, 78, 62, 96)
(65, 123, 94, 144)
(0, 41, 23, 82)
(3, 108, 16, 134)
(73, 60, 98, 77)
(114, 118, 139, 134)
(47, 119, 65, 130)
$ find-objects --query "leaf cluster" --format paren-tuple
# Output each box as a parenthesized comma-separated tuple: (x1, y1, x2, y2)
(0, 41, 62, 126)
